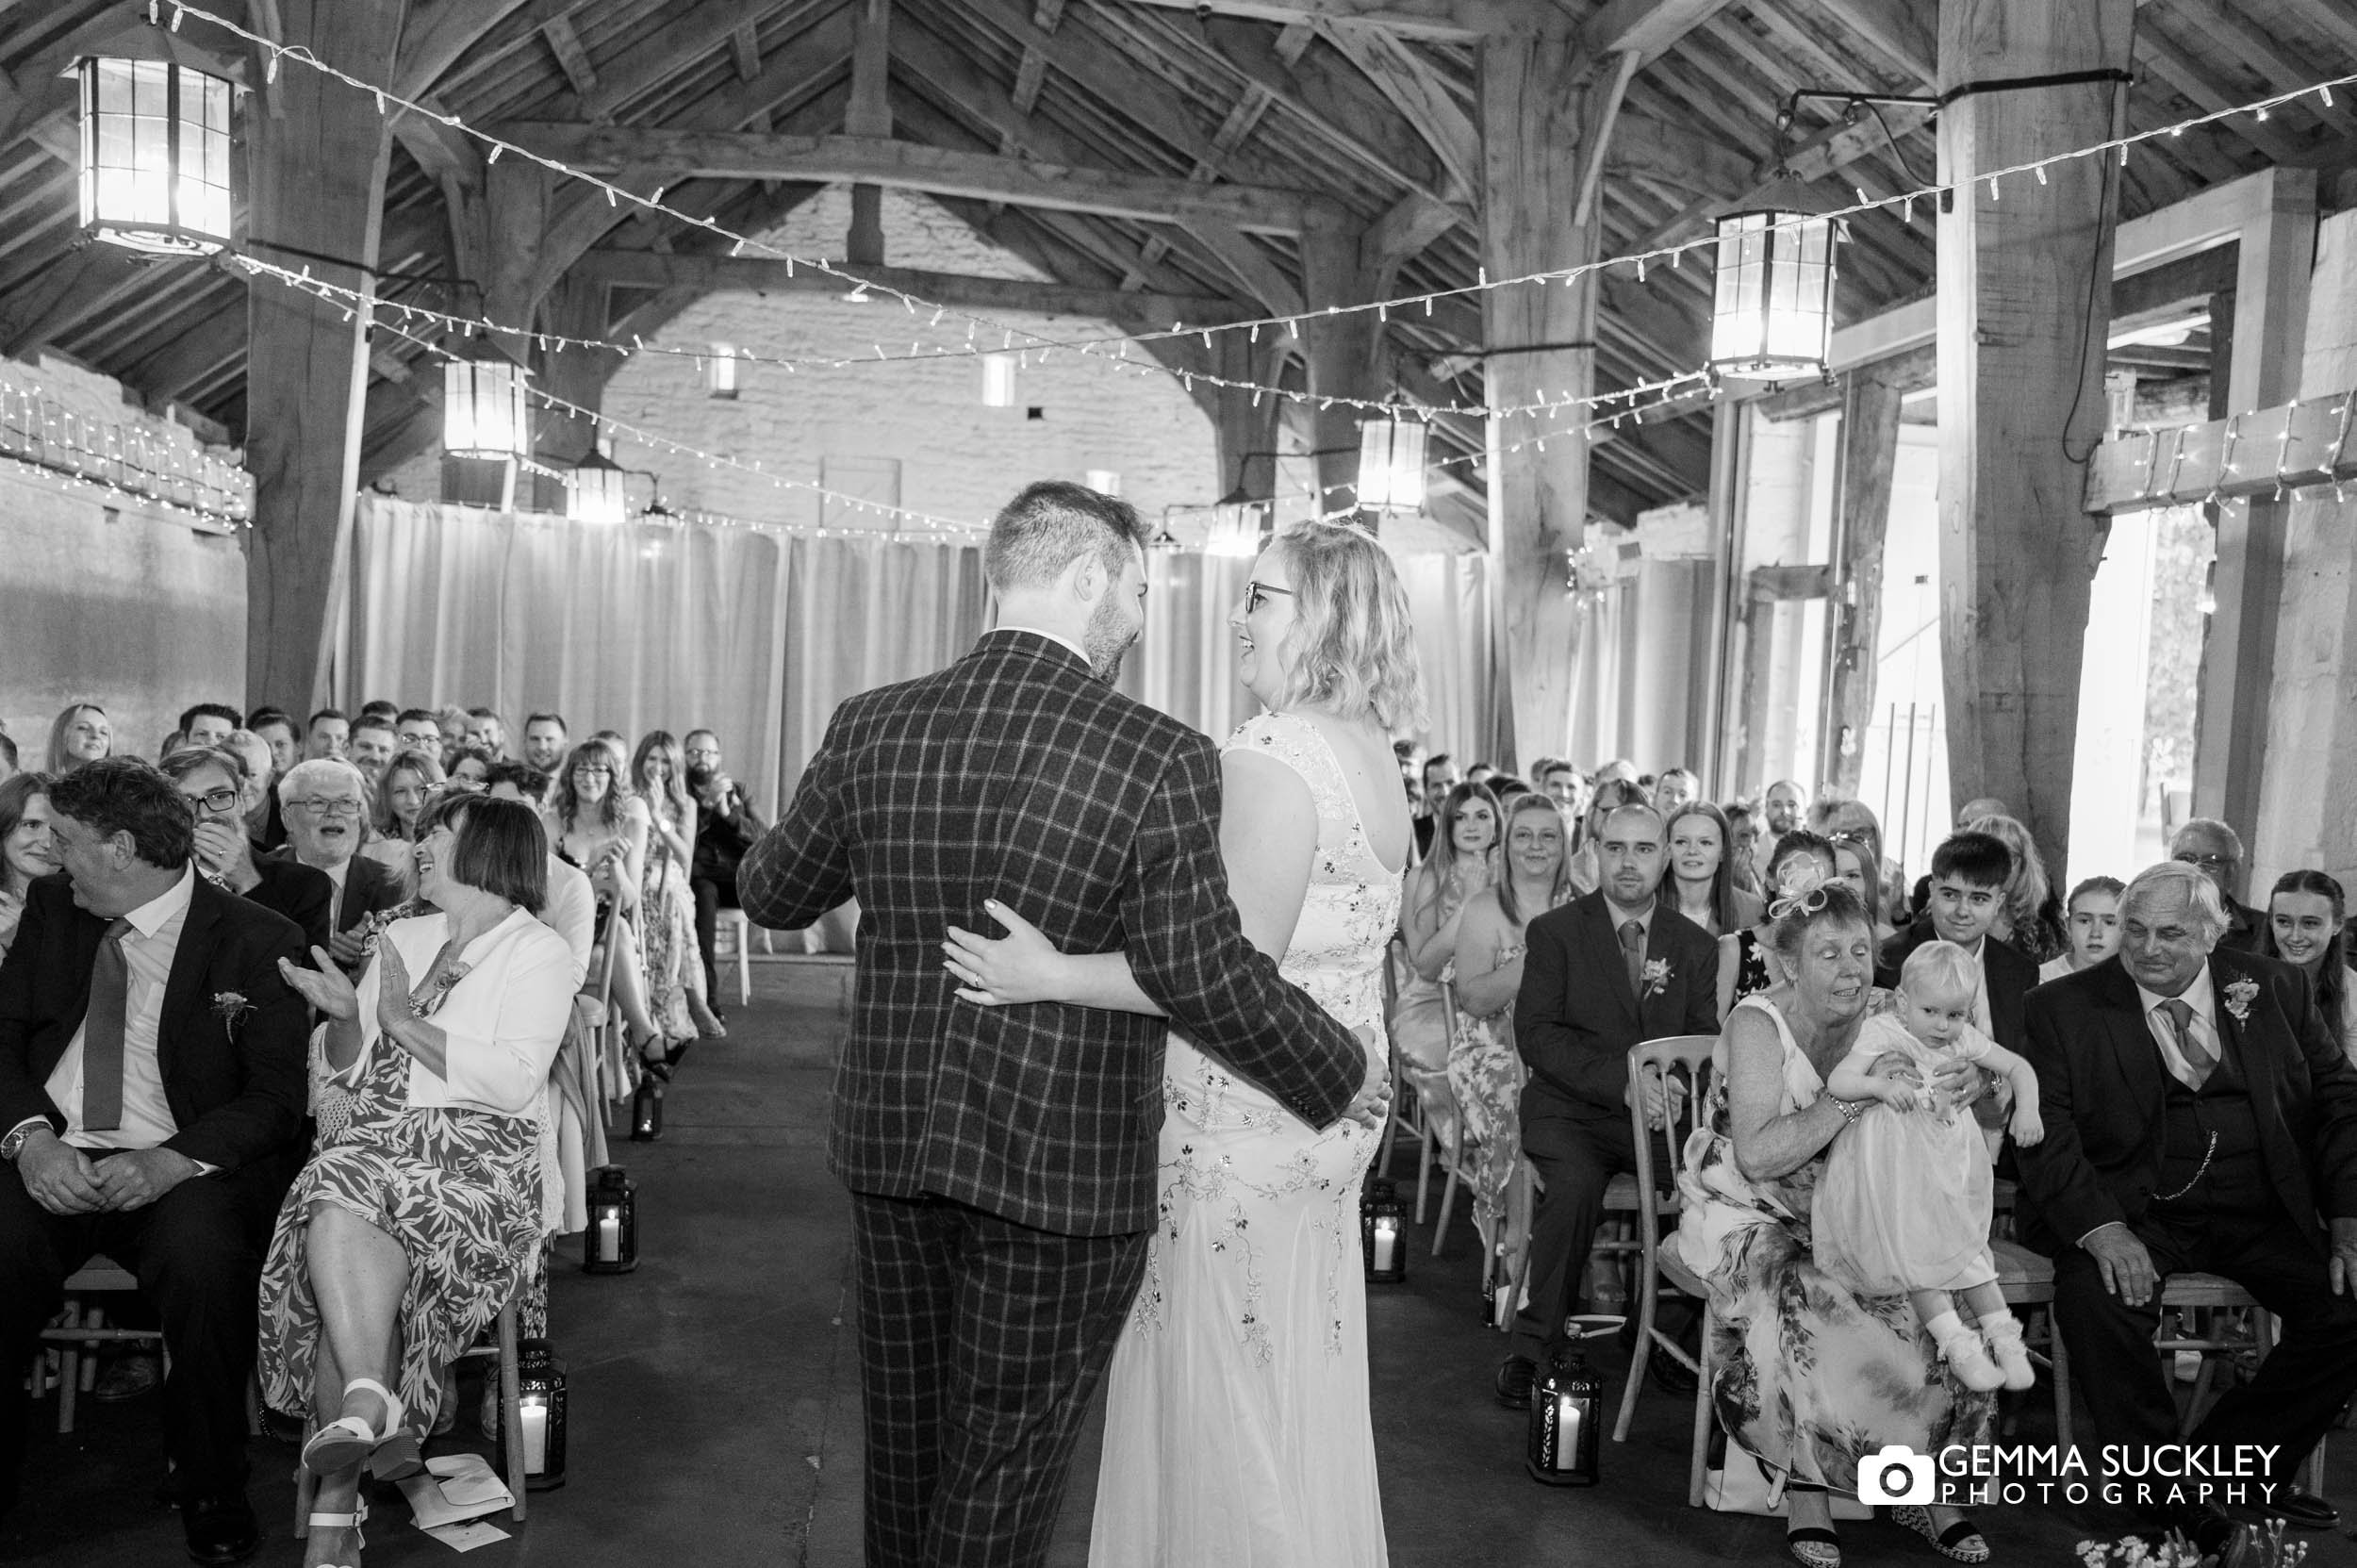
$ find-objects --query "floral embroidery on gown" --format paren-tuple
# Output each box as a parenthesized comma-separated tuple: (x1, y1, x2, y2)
(1672, 995, 1994, 1496)
(1089, 712, 1396, 1568)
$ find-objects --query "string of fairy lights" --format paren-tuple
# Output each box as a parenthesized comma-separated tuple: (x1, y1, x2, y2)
(54, 2, 2357, 540)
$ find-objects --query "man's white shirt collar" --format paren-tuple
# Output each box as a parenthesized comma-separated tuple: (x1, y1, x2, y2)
(124, 865, 197, 937)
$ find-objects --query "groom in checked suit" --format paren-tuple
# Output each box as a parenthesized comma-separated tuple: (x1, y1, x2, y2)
(0, 758, 309, 1563)
(1501, 801, 1719, 1405)
(2017, 861, 2357, 1548)
(739, 482, 1373, 1567)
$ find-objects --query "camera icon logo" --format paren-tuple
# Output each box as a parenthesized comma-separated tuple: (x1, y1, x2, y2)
(1855, 1444, 1936, 1505)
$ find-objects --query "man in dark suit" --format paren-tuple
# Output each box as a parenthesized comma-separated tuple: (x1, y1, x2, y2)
(270, 757, 405, 969)
(2170, 817, 2266, 953)
(2017, 862, 2357, 1549)
(738, 482, 1372, 1568)
(0, 758, 308, 1562)
(1501, 801, 1719, 1406)
(162, 746, 334, 954)
(1877, 830, 2039, 1053)
(684, 729, 765, 1005)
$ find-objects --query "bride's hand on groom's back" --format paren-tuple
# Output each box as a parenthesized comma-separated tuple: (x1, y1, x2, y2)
(1342, 1034, 1391, 1131)
(944, 899, 1068, 1006)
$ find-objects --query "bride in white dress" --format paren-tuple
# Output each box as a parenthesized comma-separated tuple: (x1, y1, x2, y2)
(943, 520, 1421, 1566)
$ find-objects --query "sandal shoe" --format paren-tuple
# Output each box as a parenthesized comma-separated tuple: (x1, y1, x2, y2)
(300, 1378, 403, 1477)
(1889, 1504, 1990, 1563)
(1785, 1525, 1841, 1568)
(304, 1495, 367, 1568)
(368, 1427, 423, 1481)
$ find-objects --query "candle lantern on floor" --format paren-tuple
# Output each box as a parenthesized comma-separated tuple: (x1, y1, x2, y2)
(630, 1064, 664, 1141)
(1525, 1315, 1620, 1486)
(583, 1165, 638, 1274)
(496, 1338, 569, 1491)
(1360, 1178, 1406, 1283)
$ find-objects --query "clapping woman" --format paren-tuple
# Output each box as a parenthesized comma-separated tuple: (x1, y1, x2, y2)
(260, 797, 574, 1568)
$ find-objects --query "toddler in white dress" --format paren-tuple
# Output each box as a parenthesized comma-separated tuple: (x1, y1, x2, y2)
(1813, 940, 2046, 1392)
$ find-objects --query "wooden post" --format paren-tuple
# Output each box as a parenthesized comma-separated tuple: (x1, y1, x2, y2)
(242, 0, 404, 713)
(1210, 333, 1286, 535)
(1823, 371, 1904, 794)
(1478, 22, 1598, 770)
(2193, 167, 2316, 876)
(1295, 214, 1380, 519)
(1934, 0, 2132, 875)
(847, 0, 890, 266)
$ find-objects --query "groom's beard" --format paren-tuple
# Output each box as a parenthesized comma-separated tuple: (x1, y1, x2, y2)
(1083, 595, 1140, 684)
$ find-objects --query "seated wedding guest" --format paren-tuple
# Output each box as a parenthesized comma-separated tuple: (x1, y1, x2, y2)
(1393, 782, 1500, 1119)
(0, 773, 57, 966)
(1491, 774, 1531, 801)
(1725, 801, 1765, 896)
(1593, 758, 1638, 788)
(1565, 776, 1647, 896)
(1448, 793, 1574, 1286)
(444, 745, 493, 787)
(1719, 830, 1838, 1018)
(227, 728, 288, 854)
(1664, 801, 1764, 937)
(466, 707, 508, 760)
(393, 707, 442, 758)
(521, 712, 569, 774)
(1821, 801, 1896, 940)
(1540, 761, 1586, 821)
(2172, 817, 2266, 952)
(1467, 762, 1498, 786)
(247, 707, 301, 779)
(631, 731, 727, 1048)
(1876, 832, 2036, 1055)
(261, 797, 573, 1568)
(46, 702, 111, 777)
(305, 708, 350, 762)
(1964, 813, 2068, 966)
(1412, 752, 1461, 860)
(346, 716, 398, 787)
(1654, 767, 1701, 814)
(550, 742, 669, 1099)
(433, 705, 470, 762)
(1762, 778, 1809, 841)
(2017, 861, 2357, 1549)
(1499, 801, 1718, 1408)
(485, 764, 593, 982)
(164, 747, 336, 957)
(2040, 876, 2125, 984)
(0, 757, 308, 1561)
(361, 749, 447, 883)
(355, 701, 398, 729)
(178, 704, 241, 752)
(1956, 797, 2011, 829)
(2263, 870, 2357, 1065)
(685, 729, 764, 1005)
(1677, 875, 1995, 1567)
(274, 759, 406, 969)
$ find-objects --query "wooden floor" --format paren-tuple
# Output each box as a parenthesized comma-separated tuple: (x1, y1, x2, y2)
(8, 961, 2357, 1566)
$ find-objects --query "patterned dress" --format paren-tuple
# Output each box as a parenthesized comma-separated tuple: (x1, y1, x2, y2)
(639, 796, 701, 1042)
(1673, 995, 1995, 1498)
(257, 929, 546, 1429)
(1089, 712, 1397, 1568)
(1446, 941, 1531, 1248)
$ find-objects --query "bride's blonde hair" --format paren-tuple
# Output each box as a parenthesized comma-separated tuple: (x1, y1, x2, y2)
(1264, 522, 1427, 734)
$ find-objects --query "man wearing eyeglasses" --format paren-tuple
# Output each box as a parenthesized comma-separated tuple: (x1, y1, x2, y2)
(158, 749, 334, 958)
(2169, 818, 2266, 953)
(265, 760, 404, 970)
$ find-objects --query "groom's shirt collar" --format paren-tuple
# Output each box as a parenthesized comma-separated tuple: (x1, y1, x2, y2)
(996, 623, 1093, 666)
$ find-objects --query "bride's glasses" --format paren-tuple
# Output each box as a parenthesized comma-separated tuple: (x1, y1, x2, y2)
(1244, 581, 1294, 614)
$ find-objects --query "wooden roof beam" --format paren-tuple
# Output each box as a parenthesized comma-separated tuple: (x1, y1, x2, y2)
(395, 0, 552, 99)
(539, 14, 598, 96)
(1314, 22, 1479, 200)
(1116, 2, 1570, 45)
(1581, 0, 1743, 64)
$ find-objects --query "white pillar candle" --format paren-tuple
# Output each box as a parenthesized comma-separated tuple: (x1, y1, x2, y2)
(519, 1398, 549, 1472)
(597, 1213, 621, 1262)
(1371, 1221, 1398, 1273)
(1554, 1396, 1581, 1468)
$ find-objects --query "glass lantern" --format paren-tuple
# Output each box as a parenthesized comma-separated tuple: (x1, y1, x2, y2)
(496, 1338, 569, 1491)
(1360, 1178, 1407, 1283)
(1356, 411, 1428, 513)
(77, 56, 234, 256)
(1205, 490, 1264, 557)
(583, 1165, 638, 1274)
(442, 350, 532, 460)
(1708, 176, 1838, 381)
(1525, 1315, 1621, 1486)
(567, 449, 628, 526)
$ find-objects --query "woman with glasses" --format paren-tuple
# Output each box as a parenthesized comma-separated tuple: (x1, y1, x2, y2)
(0, 771, 57, 965)
(362, 750, 449, 885)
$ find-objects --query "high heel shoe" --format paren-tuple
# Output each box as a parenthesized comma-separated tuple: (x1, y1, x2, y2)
(1784, 1525, 1841, 1568)
(1889, 1504, 1989, 1563)
(301, 1378, 403, 1476)
(305, 1494, 367, 1568)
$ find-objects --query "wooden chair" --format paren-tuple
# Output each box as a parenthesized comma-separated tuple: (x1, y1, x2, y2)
(35, 1255, 159, 1433)
(711, 906, 770, 1007)
(1609, 1034, 1719, 1490)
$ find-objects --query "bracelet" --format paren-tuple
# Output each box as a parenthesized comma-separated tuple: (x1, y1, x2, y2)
(1831, 1097, 1865, 1128)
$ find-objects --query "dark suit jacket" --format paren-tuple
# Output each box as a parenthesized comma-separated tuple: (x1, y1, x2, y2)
(0, 871, 310, 1174)
(737, 629, 1368, 1237)
(2220, 896, 2266, 954)
(1514, 891, 1721, 1118)
(243, 858, 335, 956)
(2014, 950, 2357, 1257)
(266, 849, 404, 937)
(1876, 916, 2038, 1052)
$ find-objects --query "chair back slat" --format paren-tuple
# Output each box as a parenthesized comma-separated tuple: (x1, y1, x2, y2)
(1625, 1034, 1719, 1231)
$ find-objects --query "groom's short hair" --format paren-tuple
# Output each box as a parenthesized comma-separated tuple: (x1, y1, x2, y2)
(986, 480, 1150, 592)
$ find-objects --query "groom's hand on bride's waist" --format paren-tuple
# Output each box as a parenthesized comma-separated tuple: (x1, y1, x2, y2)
(1341, 1047, 1391, 1131)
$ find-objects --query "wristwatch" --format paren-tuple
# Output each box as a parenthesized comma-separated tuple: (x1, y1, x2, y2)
(0, 1120, 46, 1164)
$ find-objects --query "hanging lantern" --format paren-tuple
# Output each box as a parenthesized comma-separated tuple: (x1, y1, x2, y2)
(1360, 1178, 1407, 1283)
(495, 1338, 569, 1491)
(981, 352, 1017, 408)
(583, 1165, 638, 1273)
(1708, 175, 1838, 381)
(76, 50, 235, 256)
(442, 348, 532, 460)
(566, 449, 628, 526)
(1206, 487, 1265, 557)
(1525, 1315, 1621, 1486)
(1357, 409, 1428, 513)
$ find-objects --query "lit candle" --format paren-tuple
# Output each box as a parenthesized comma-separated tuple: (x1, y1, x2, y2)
(597, 1213, 620, 1263)
(1372, 1220, 1397, 1273)
(1554, 1395, 1581, 1468)
(519, 1396, 549, 1473)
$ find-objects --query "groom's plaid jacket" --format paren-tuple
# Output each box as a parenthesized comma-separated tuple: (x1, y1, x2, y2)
(738, 628, 1365, 1236)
